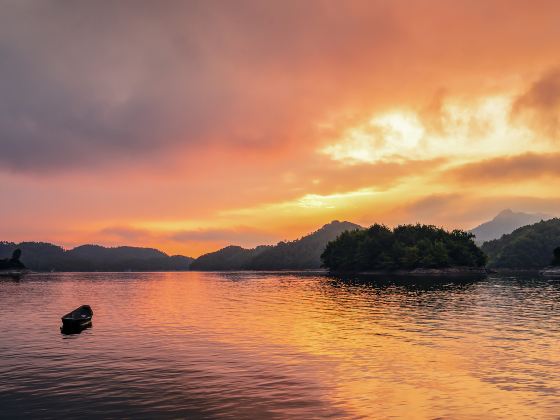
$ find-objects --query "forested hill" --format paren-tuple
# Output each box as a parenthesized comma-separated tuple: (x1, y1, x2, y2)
(481, 218, 560, 269)
(0, 242, 193, 272)
(321, 224, 486, 272)
(190, 220, 362, 271)
(189, 245, 271, 271)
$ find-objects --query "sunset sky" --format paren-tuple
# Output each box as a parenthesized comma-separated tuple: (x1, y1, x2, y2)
(2, 0, 560, 257)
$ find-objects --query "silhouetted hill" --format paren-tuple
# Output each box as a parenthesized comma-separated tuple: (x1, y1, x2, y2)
(190, 220, 362, 271)
(189, 245, 272, 271)
(470, 209, 552, 244)
(481, 218, 560, 269)
(0, 241, 193, 272)
(69, 244, 167, 260)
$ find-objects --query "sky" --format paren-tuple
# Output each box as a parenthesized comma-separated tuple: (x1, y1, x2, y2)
(1, 0, 560, 257)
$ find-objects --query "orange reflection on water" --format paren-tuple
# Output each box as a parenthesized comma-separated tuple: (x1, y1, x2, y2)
(1, 272, 559, 418)
(137, 273, 560, 418)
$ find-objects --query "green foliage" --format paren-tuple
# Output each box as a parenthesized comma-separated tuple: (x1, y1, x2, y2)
(481, 218, 560, 269)
(320, 224, 486, 272)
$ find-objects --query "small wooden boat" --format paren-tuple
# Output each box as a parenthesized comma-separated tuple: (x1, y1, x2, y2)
(540, 267, 560, 278)
(61, 305, 93, 330)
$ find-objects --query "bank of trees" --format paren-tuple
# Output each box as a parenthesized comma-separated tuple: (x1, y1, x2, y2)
(482, 218, 560, 269)
(321, 224, 486, 272)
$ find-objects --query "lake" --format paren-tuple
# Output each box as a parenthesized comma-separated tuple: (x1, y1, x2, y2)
(1, 272, 559, 418)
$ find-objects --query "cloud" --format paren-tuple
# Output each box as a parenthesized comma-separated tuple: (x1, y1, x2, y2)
(2, 1, 559, 174)
(0, 0, 400, 173)
(511, 69, 560, 138)
(447, 153, 560, 184)
(319, 94, 547, 166)
(396, 193, 560, 231)
(100, 224, 276, 248)
(170, 227, 276, 245)
(404, 194, 464, 220)
(99, 226, 154, 242)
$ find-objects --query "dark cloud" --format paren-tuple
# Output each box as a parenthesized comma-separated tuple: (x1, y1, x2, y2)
(0, 0, 398, 173)
(448, 153, 560, 183)
(2, 0, 559, 175)
(511, 69, 560, 138)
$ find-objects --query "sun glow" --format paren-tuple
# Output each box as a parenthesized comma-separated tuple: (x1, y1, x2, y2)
(321, 96, 548, 166)
(297, 189, 378, 209)
(322, 111, 424, 164)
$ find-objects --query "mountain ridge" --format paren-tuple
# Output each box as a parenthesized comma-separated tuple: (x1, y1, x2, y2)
(470, 209, 552, 244)
(190, 220, 362, 271)
(0, 242, 193, 272)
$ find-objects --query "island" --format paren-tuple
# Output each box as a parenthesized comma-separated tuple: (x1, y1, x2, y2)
(320, 224, 487, 276)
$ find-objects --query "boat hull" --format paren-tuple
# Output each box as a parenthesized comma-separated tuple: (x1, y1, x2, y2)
(61, 317, 92, 328)
(60, 305, 94, 332)
(540, 268, 560, 278)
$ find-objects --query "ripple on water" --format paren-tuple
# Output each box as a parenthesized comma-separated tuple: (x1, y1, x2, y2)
(0, 272, 559, 418)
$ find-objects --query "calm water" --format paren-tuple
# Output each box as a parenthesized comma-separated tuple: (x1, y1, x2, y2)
(1, 272, 559, 419)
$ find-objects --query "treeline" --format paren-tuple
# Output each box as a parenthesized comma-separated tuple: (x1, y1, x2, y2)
(482, 218, 560, 269)
(190, 221, 361, 270)
(0, 242, 193, 272)
(321, 224, 487, 272)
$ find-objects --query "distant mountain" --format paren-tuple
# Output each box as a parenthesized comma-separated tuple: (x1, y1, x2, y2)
(481, 218, 560, 269)
(470, 209, 552, 244)
(0, 242, 193, 272)
(189, 245, 271, 271)
(190, 220, 362, 271)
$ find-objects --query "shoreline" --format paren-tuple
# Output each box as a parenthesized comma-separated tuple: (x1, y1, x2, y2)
(330, 267, 489, 277)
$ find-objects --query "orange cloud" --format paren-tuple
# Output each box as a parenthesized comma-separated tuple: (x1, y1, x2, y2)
(1, 1, 560, 255)
(447, 153, 560, 184)
(512, 69, 560, 138)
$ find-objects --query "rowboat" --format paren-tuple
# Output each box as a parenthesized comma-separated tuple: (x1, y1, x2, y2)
(540, 267, 560, 279)
(61, 305, 93, 330)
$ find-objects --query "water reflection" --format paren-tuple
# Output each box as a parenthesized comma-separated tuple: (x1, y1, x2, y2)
(60, 324, 92, 336)
(0, 272, 559, 418)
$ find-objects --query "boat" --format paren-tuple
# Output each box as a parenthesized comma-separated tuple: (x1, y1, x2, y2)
(540, 267, 560, 279)
(61, 305, 93, 330)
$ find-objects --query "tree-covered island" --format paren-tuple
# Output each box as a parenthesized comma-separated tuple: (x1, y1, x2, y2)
(321, 224, 487, 274)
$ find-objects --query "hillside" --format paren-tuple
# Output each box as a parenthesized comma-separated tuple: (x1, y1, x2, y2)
(481, 218, 560, 269)
(189, 245, 271, 271)
(190, 220, 362, 271)
(470, 209, 552, 244)
(0, 242, 193, 272)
